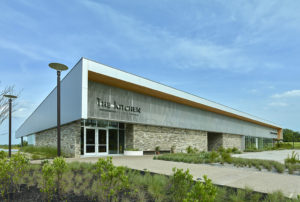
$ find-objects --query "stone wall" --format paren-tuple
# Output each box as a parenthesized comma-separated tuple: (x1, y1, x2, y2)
(35, 121, 81, 157)
(129, 124, 207, 152)
(223, 133, 243, 150)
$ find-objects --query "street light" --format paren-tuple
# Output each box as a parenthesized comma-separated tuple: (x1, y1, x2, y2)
(3, 94, 17, 158)
(49, 63, 68, 156)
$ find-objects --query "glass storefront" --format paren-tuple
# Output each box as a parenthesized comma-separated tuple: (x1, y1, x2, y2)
(245, 136, 273, 150)
(80, 119, 125, 155)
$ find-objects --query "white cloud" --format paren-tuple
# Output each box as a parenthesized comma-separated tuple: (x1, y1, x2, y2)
(268, 102, 288, 107)
(272, 90, 300, 98)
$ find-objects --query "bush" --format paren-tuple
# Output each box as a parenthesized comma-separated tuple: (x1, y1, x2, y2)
(52, 157, 68, 197)
(220, 152, 232, 164)
(10, 152, 30, 192)
(41, 162, 56, 201)
(93, 157, 129, 201)
(186, 146, 199, 154)
(170, 168, 193, 202)
(184, 175, 217, 202)
(0, 158, 12, 199)
(208, 151, 219, 163)
(0, 151, 7, 159)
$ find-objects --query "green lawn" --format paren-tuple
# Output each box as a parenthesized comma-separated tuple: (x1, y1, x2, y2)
(284, 142, 300, 149)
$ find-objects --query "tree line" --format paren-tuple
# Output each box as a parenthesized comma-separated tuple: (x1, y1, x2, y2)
(283, 129, 300, 142)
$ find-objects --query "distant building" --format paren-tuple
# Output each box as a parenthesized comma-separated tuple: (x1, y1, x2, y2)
(16, 58, 282, 157)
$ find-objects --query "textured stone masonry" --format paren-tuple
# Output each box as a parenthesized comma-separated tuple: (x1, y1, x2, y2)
(35, 121, 81, 157)
(127, 124, 208, 152)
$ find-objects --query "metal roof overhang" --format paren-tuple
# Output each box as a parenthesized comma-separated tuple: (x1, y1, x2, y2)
(87, 69, 282, 139)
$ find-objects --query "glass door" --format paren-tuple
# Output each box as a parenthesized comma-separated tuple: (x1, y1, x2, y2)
(98, 129, 108, 154)
(85, 128, 95, 154)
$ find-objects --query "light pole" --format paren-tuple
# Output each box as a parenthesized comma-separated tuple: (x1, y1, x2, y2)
(3, 94, 17, 157)
(49, 63, 68, 156)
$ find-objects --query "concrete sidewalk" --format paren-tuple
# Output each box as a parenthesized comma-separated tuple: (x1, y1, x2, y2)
(110, 156, 300, 198)
(232, 150, 300, 164)
(33, 155, 300, 198)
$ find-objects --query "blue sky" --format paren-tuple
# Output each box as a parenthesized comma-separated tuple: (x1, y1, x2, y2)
(1, 0, 300, 144)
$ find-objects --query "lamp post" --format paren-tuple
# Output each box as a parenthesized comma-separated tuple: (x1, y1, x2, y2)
(49, 63, 68, 156)
(3, 94, 17, 157)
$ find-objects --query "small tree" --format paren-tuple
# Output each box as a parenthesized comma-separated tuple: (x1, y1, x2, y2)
(52, 157, 68, 198)
(0, 83, 19, 125)
(93, 157, 129, 201)
(41, 162, 56, 201)
(0, 157, 13, 199)
(10, 152, 30, 192)
(170, 168, 193, 202)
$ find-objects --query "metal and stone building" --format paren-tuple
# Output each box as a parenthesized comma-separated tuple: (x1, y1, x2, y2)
(16, 58, 283, 157)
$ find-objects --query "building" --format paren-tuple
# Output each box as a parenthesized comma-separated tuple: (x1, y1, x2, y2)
(16, 58, 282, 157)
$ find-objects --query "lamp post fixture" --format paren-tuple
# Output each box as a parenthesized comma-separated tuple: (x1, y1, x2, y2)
(3, 94, 17, 158)
(49, 63, 68, 156)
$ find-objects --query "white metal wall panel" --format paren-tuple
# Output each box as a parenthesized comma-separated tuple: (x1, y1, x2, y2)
(15, 59, 83, 138)
(85, 58, 281, 129)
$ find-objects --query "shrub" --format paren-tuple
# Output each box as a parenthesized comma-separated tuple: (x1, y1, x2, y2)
(217, 147, 225, 153)
(41, 162, 56, 201)
(186, 146, 199, 154)
(183, 175, 217, 202)
(0, 158, 12, 199)
(208, 151, 219, 163)
(93, 157, 129, 201)
(0, 150, 7, 159)
(170, 168, 193, 202)
(220, 151, 232, 164)
(10, 152, 30, 192)
(52, 157, 68, 197)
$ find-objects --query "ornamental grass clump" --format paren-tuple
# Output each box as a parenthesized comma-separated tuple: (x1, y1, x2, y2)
(285, 151, 300, 165)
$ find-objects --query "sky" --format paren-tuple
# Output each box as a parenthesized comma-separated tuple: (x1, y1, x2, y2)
(1, 0, 300, 144)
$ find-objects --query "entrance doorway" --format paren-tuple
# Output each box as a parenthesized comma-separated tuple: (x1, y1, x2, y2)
(85, 128, 108, 155)
(83, 124, 125, 156)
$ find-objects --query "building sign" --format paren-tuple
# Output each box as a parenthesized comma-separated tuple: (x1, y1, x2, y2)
(96, 98, 141, 114)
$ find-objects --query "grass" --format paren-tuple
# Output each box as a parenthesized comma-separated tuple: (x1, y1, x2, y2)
(155, 151, 290, 174)
(0, 144, 21, 149)
(285, 142, 300, 149)
(19, 146, 69, 159)
(0, 154, 297, 202)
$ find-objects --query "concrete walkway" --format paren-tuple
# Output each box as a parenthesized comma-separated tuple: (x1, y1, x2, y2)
(233, 150, 300, 164)
(32, 155, 300, 198)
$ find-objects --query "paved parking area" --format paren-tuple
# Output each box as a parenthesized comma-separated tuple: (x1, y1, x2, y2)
(232, 149, 300, 163)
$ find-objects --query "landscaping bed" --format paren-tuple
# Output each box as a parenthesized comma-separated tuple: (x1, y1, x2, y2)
(154, 148, 300, 175)
(0, 151, 299, 201)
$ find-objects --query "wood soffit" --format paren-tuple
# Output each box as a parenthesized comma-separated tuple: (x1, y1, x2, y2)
(88, 71, 281, 136)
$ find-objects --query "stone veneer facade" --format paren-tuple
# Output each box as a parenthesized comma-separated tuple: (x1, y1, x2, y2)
(125, 124, 208, 152)
(35, 121, 81, 157)
(222, 133, 243, 150)
(208, 132, 243, 151)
